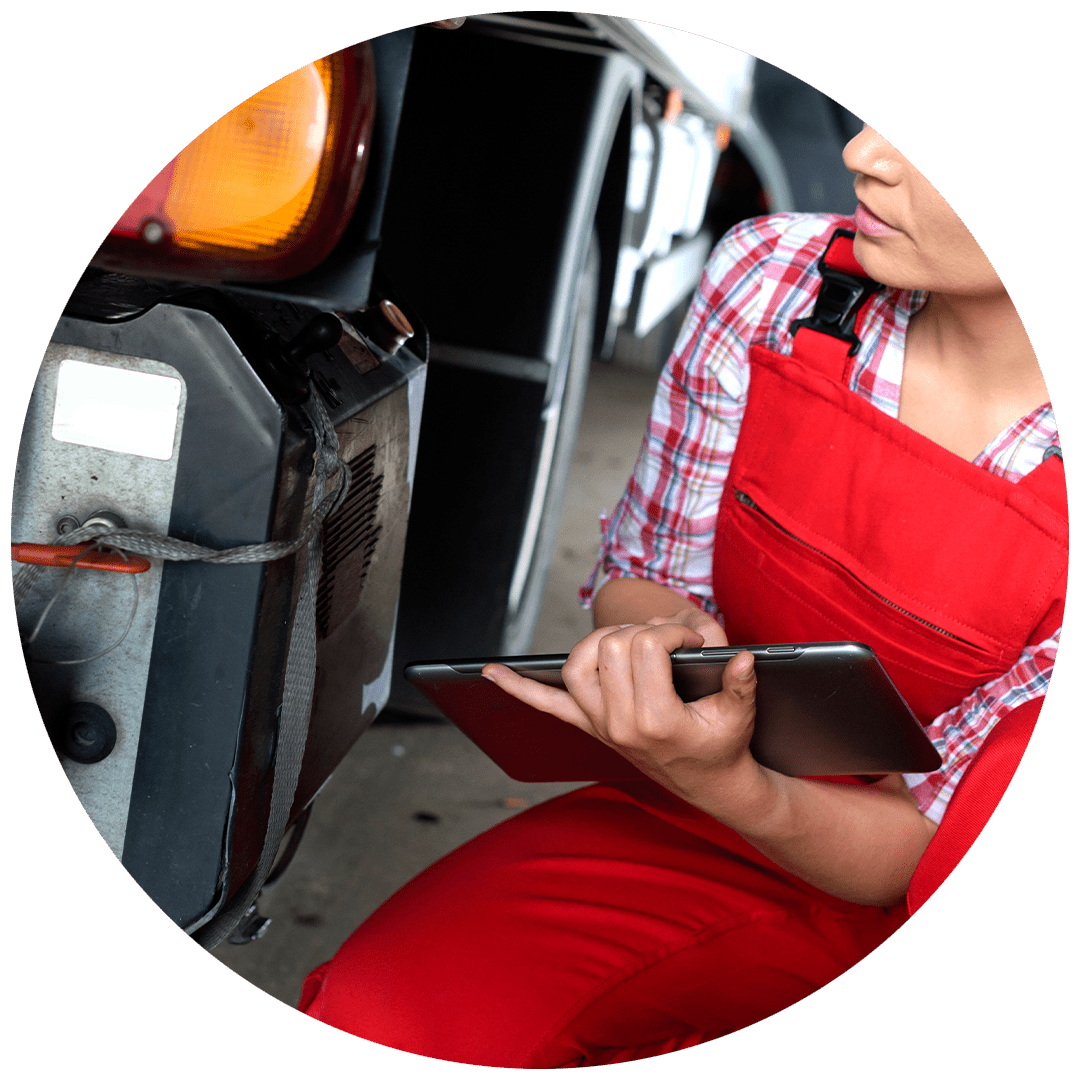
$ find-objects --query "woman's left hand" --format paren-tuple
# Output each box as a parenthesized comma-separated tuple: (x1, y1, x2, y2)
(482, 621, 767, 813)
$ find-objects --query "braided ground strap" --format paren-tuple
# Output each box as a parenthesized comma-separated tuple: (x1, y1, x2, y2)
(195, 391, 347, 949)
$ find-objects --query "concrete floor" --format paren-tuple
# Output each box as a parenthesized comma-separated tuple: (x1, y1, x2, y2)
(215, 357, 660, 1004)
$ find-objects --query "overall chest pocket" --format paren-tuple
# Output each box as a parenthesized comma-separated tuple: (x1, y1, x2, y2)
(715, 488, 1016, 725)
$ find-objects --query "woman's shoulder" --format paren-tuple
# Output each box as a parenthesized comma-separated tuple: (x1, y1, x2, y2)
(693, 213, 859, 354)
(702, 213, 853, 301)
(671, 213, 868, 395)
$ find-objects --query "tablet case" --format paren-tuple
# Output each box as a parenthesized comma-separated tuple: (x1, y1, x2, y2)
(405, 642, 942, 781)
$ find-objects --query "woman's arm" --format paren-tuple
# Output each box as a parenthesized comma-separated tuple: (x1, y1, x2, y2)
(484, 619, 937, 908)
(593, 579, 939, 903)
(579, 221, 773, 620)
(717, 759, 936, 908)
(904, 628, 1058, 823)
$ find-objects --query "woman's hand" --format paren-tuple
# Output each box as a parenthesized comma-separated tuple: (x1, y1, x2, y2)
(641, 606, 729, 648)
(484, 614, 938, 906)
(482, 620, 769, 815)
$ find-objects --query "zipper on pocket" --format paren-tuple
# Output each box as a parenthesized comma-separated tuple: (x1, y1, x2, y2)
(732, 489, 976, 645)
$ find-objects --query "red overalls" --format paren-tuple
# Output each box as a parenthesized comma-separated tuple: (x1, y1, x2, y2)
(298, 230, 1067, 1067)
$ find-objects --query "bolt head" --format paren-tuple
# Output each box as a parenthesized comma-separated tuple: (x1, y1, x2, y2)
(141, 219, 166, 244)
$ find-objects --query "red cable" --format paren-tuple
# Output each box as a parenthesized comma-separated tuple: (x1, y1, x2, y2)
(10, 542, 151, 574)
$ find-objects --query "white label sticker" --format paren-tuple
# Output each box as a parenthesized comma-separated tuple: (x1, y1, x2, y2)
(52, 359, 183, 461)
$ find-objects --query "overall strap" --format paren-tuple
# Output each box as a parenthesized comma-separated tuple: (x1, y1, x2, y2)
(1018, 448, 1067, 519)
(790, 229, 882, 382)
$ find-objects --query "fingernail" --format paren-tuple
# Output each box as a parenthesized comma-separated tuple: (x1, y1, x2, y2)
(733, 654, 754, 680)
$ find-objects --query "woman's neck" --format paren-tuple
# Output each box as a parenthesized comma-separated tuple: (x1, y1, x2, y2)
(897, 289, 1050, 462)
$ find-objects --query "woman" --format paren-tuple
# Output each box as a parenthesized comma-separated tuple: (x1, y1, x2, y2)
(299, 126, 1066, 1066)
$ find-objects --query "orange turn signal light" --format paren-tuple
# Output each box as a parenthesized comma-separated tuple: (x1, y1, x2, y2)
(95, 42, 375, 283)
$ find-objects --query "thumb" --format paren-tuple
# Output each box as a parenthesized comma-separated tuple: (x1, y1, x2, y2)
(722, 650, 756, 710)
(694, 649, 757, 742)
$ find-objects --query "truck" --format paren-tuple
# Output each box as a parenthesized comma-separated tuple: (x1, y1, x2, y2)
(11, 12, 863, 951)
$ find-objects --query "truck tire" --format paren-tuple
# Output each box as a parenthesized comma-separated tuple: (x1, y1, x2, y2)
(501, 231, 601, 655)
(384, 230, 602, 720)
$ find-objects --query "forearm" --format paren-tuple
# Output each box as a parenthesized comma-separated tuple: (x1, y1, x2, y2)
(593, 577, 705, 629)
(690, 764, 937, 907)
(502, 598, 936, 907)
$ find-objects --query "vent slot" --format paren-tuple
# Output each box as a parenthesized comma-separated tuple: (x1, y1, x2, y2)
(316, 444, 383, 639)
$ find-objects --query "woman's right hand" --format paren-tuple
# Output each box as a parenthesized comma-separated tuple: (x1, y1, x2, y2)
(483, 617, 764, 834)
(642, 607, 728, 649)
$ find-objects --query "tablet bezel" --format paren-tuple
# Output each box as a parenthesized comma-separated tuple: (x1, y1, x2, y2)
(404, 641, 942, 781)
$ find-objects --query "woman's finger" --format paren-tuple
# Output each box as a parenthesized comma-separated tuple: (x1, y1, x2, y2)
(645, 615, 675, 627)
(691, 615, 729, 649)
(591, 627, 644, 736)
(481, 663, 594, 733)
(644, 609, 728, 648)
(619, 623, 706, 737)
(563, 624, 625, 676)
(562, 624, 628, 718)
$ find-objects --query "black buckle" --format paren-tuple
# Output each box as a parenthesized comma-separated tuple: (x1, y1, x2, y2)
(791, 232, 882, 357)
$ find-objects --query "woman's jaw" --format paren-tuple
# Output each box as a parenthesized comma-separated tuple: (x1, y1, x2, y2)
(843, 127, 1004, 298)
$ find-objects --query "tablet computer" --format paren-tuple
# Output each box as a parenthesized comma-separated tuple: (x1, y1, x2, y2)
(404, 642, 942, 781)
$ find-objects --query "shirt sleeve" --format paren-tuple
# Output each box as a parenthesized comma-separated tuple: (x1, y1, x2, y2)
(903, 628, 1059, 824)
(579, 218, 780, 613)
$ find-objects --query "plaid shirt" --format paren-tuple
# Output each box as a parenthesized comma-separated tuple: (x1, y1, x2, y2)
(581, 213, 1061, 824)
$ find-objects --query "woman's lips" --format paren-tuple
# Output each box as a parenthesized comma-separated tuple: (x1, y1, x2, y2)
(854, 201, 901, 238)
